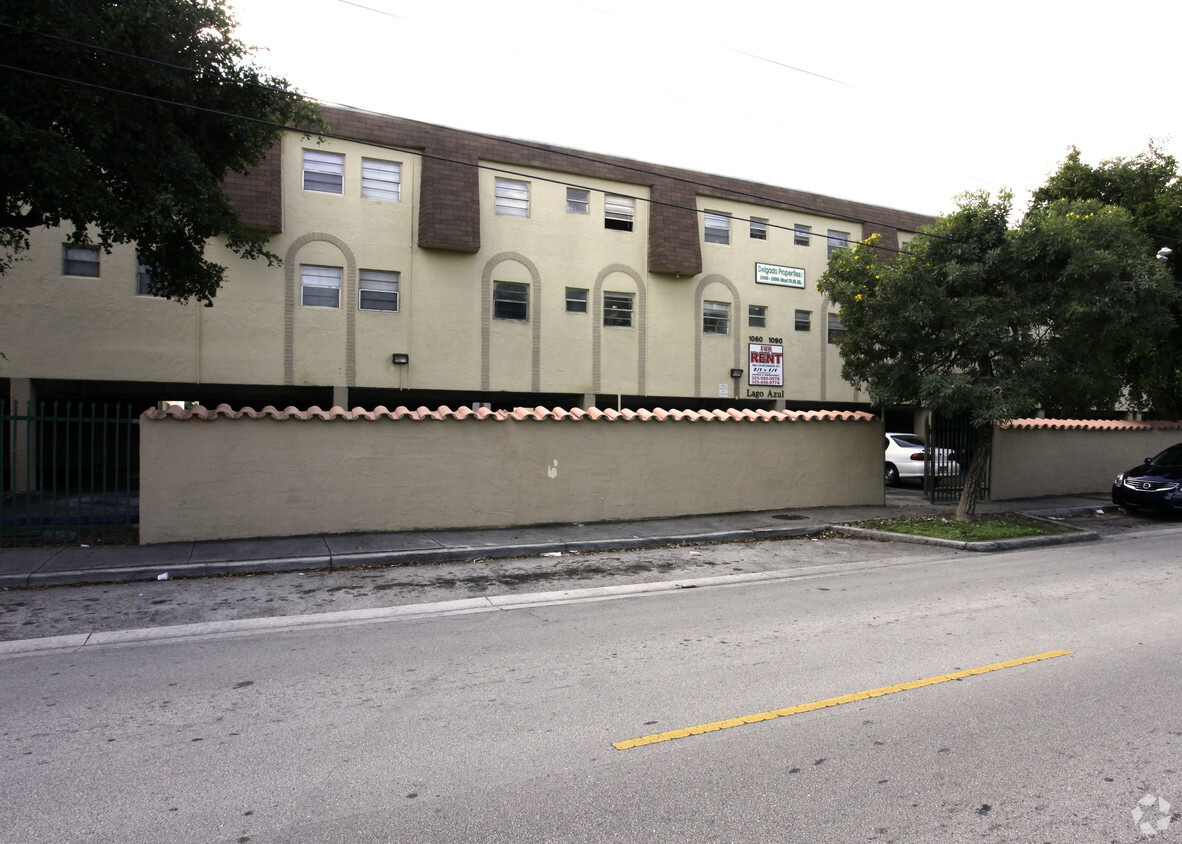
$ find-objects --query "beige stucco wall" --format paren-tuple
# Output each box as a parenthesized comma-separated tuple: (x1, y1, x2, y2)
(0, 130, 864, 407)
(990, 425, 1182, 500)
(139, 410, 884, 544)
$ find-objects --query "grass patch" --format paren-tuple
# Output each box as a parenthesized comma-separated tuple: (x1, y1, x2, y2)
(856, 513, 1075, 542)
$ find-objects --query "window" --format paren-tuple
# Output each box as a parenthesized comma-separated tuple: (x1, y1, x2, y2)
(748, 305, 767, 328)
(703, 301, 730, 335)
(495, 178, 529, 217)
(566, 287, 588, 313)
(62, 244, 100, 277)
(794, 224, 811, 247)
(603, 292, 634, 328)
(704, 212, 731, 245)
(566, 187, 589, 214)
(359, 269, 399, 312)
(827, 312, 846, 344)
(827, 230, 850, 258)
(795, 310, 811, 332)
(303, 150, 344, 194)
(136, 260, 155, 296)
(750, 218, 768, 240)
(604, 195, 634, 231)
(301, 264, 342, 308)
(493, 281, 528, 320)
(361, 159, 401, 201)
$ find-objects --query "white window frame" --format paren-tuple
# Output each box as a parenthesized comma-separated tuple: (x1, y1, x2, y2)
(566, 287, 588, 313)
(62, 244, 100, 277)
(748, 305, 767, 328)
(750, 218, 768, 240)
(795, 309, 811, 332)
(303, 150, 344, 194)
(495, 178, 530, 217)
(603, 292, 634, 328)
(493, 280, 529, 320)
(361, 159, 401, 202)
(703, 301, 730, 335)
(827, 312, 847, 344)
(358, 269, 399, 312)
(566, 187, 589, 214)
(604, 195, 634, 231)
(136, 259, 157, 296)
(704, 212, 731, 245)
(794, 224, 811, 247)
(827, 230, 850, 258)
(301, 264, 342, 308)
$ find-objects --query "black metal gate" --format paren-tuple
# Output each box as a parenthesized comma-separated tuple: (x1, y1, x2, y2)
(1, 400, 139, 546)
(924, 414, 989, 504)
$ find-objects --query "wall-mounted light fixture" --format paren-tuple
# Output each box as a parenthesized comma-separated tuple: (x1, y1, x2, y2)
(391, 353, 410, 365)
(730, 368, 743, 379)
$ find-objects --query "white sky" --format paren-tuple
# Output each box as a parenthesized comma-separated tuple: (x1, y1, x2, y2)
(230, 0, 1182, 219)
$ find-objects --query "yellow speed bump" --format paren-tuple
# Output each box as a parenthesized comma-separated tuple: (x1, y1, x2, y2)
(613, 649, 1073, 750)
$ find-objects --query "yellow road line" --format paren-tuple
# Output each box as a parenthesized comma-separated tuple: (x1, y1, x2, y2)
(612, 649, 1073, 750)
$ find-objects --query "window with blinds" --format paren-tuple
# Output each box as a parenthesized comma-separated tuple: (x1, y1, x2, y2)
(604, 194, 634, 231)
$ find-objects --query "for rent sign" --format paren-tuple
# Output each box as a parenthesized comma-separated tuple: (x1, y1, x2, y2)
(755, 263, 806, 289)
(748, 343, 784, 387)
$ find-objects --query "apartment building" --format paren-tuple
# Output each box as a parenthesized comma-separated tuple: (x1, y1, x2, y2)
(1, 107, 933, 415)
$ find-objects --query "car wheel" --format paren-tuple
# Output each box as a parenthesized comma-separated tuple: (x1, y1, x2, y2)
(884, 463, 900, 486)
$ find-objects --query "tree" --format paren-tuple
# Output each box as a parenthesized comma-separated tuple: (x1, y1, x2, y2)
(0, 0, 322, 303)
(818, 191, 1175, 521)
(1031, 144, 1182, 417)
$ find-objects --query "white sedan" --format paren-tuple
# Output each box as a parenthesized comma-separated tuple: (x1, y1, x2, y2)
(884, 432, 960, 486)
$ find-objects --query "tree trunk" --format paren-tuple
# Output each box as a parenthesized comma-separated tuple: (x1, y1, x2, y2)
(954, 425, 994, 522)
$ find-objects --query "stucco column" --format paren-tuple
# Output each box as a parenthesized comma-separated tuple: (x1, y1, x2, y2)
(9, 378, 37, 493)
(331, 385, 349, 410)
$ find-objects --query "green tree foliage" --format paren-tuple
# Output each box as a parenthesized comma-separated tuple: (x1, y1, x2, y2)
(819, 191, 1174, 520)
(1031, 145, 1182, 416)
(0, 0, 322, 303)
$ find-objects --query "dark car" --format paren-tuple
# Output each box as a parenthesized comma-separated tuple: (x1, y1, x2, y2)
(1112, 443, 1182, 511)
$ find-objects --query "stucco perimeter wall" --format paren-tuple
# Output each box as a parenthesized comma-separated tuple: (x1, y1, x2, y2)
(139, 406, 883, 544)
(990, 420, 1182, 501)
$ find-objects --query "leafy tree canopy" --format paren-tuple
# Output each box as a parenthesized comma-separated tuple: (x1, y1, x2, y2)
(1031, 144, 1182, 416)
(0, 0, 322, 302)
(819, 191, 1175, 519)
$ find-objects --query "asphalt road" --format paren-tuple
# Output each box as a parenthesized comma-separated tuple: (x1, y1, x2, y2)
(2, 520, 1181, 842)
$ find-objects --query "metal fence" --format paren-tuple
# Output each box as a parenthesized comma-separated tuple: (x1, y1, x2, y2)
(1, 400, 139, 547)
(925, 414, 989, 504)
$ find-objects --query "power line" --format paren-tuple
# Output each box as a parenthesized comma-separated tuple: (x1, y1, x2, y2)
(0, 58, 924, 255)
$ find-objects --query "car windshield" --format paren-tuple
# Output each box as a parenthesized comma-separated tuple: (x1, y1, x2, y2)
(1149, 444, 1182, 467)
(892, 435, 924, 448)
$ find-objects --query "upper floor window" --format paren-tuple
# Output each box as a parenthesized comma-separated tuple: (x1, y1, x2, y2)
(703, 301, 730, 335)
(566, 187, 590, 214)
(603, 292, 634, 328)
(303, 150, 344, 194)
(794, 224, 811, 247)
(604, 195, 634, 231)
(361, 159, 401, 201)
(827, 230, 850, 258)
(493, 280, 528, 320)
(566, 287, 588, 313)
(136, 259, 156, 296)
(301, 264, 342, 308)
(359, 269, 399, 312)
(795, 309, 811, 332)
(750, 218, 768, 240)
(748, 305, 767, 328)
(704, 212, 731, 245)
(62, 244, 100, 277)
(827, 312, 847, 344)
(495, 178, 530, 217)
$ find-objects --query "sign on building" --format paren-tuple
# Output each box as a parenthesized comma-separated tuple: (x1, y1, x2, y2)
(755, 263, 806, 289)
(748, 343, 784, 387)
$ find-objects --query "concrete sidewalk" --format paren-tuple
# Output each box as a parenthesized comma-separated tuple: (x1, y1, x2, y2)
(0, 492, 1114, 589)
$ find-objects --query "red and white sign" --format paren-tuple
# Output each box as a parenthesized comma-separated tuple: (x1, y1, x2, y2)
(748, 343, 784, 387)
